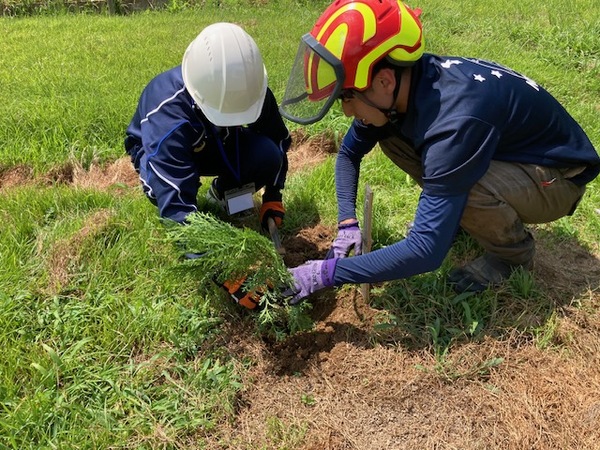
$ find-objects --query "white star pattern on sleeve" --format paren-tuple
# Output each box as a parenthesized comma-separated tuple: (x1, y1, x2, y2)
(473, 74, 486, 82)
(464, 57, 542, 92)
(441, 59, 462, 69)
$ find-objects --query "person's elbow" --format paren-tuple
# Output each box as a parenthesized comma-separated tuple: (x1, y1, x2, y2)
(405, 233, 448, 273)
(421, 252, 446, 273)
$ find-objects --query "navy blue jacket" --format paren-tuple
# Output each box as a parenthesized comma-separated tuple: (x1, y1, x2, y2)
(125, 66, 291, 222)
(334, 54, 600, 284)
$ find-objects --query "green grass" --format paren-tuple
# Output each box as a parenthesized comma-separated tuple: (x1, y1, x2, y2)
(0, 186, 237, 448)
(1, 0, 597, 168)
(0, 0, 599, 447)
(0, 5, 326, 170)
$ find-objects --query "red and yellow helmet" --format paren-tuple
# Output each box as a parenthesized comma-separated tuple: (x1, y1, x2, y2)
(280, 0, 424, 125)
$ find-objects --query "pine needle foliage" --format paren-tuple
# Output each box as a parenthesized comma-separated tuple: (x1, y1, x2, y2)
(166, 212, 313, 338)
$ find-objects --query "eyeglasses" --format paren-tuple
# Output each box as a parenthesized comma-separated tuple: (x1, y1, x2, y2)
(338, 89, 355, 101)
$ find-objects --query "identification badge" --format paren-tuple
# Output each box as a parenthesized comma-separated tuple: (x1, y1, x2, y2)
(224, 183, 255, 215)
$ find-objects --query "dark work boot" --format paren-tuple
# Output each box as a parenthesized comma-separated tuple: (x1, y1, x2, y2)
(448, 253, 533, 293)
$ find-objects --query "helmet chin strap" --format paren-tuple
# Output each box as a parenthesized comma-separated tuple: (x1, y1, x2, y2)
(354, 68, 403, 126)
(382, 68, 403, 126)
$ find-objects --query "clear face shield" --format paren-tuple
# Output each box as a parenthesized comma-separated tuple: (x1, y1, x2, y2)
(279, 34, 345, 125)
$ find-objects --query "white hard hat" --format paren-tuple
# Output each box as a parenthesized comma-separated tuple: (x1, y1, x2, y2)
(182, 22, 268, 127)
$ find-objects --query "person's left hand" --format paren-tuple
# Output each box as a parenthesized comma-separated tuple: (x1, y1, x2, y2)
(220, 277, 263, 310)
(282, 259, 338, 305)
(325, 220, 362, 259)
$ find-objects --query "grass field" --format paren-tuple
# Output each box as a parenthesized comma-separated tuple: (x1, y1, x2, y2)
(1, 0, 599, 448)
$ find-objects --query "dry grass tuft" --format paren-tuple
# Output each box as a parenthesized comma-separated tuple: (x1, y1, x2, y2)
(43, 209, 115, 293)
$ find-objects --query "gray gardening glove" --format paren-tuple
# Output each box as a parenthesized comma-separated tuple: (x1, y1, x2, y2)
(326, 220, 362, 259)
(282, 259, 338, 305)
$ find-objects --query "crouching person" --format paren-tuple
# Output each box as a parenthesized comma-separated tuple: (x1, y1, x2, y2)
(278, 0, 599, 303)
(125, 22, 291, 230)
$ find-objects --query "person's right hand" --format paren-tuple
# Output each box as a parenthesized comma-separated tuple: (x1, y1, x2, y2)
(260, 201, 285, 230)
(325, 220, 362, 259)
(220, 277, 263, 310)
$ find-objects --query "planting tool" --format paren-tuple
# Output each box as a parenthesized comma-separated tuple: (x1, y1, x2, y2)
(267, 217, 286, 255)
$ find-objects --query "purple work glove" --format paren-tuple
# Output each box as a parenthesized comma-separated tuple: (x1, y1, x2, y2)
(325, 220, 362, 259)
(283, 259, 338, 305)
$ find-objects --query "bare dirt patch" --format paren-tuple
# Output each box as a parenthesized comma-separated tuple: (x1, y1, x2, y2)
(71, 157, 139, 190)
(41, 209, 116, 293)
(205, 247, 600, 450)
(0, 158, 139, 192)
(0, 130, 325, 192)
(287, 129, 338, 173)
(0, 164, 34, 189)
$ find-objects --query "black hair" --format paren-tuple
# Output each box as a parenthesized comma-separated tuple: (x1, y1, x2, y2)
(372, 56, 407, 79)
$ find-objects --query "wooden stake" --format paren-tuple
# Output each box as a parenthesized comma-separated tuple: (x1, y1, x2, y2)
(360, 184, 373, 303)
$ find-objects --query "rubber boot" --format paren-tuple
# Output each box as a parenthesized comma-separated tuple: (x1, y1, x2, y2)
(448, 253, 533, 293)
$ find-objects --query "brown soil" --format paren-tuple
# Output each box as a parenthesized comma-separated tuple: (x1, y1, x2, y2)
(206, 230, 600, 450)
(3, 131, 600, 449)
(286, 128, 338, 175)
(0, 157, 140, 192)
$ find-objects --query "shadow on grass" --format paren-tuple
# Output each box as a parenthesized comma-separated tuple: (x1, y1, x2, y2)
(367, 228, 600, 353)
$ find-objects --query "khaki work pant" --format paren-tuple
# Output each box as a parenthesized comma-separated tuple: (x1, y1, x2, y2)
(380, 136, 586, 266)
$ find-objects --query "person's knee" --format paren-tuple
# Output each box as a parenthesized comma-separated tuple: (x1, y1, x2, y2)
(461, 214, 529, 247)
(255, 141, 283, 170)
(245, 141, 284, 186)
